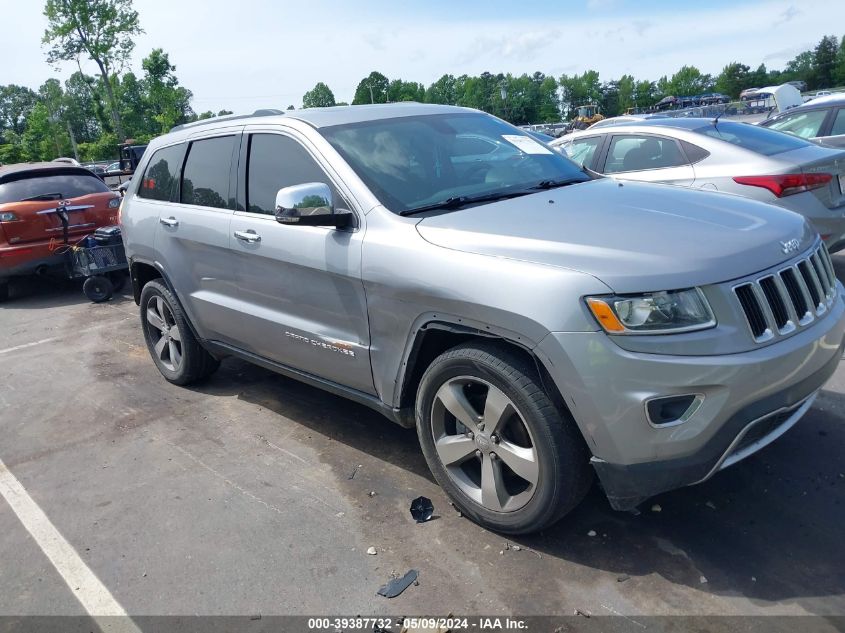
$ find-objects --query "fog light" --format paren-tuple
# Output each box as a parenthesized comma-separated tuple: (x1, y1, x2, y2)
(646, 394, 704, 427)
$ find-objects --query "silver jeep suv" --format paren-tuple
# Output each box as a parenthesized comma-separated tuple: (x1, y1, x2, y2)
(121, 104, 845, 534)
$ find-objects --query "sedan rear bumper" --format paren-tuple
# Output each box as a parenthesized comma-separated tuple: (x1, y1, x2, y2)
(0, 240, 66, 279)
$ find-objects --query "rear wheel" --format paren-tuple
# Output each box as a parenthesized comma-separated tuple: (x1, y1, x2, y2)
(140, 279, 219, 385)
(416, 342, 592, 534)
(83, 275, 113, 303)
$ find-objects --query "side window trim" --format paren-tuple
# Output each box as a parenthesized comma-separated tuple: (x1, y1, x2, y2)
(178, 134, 238, 212)
(235, 129, 359, 224)
(135, 141, 186, 203)
(828, 108, 845, 138)
(605, 133, 691, 173)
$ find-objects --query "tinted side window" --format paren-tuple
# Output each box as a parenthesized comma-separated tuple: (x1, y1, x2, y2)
(138, 144, 184, 201)
(0, 171, 110, 204)
(565, 136, 602, 168)
(831, 109, 845, 136)
(605, 135, 688, 173)
(181, 136, 235, 209)
(246, 134, 341, 215)
(680, 140, 710, 164)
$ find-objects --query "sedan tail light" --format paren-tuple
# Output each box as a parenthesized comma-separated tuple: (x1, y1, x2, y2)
(733, 173, 832, 198)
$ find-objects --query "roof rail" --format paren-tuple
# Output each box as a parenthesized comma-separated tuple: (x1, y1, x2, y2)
(170, 108, 285, 133)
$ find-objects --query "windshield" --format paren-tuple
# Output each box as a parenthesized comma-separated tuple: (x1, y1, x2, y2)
(319, 112, 589, 214)
(692, 120, 812, 156)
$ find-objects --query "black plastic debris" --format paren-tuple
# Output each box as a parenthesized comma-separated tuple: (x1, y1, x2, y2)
(410, 496, 434, 523)
(377, 569, 418, 598)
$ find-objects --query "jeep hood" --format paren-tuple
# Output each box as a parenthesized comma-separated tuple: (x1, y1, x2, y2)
(415, 179, 816, 293)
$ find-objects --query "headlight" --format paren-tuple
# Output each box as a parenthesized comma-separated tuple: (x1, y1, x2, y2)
(108, 197, 121, 209)
(586, 288, 715, 334)
(0, 212, 19, 222)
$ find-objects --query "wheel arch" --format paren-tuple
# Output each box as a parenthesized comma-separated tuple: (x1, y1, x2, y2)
(395, 318, 575, 430)
(131, 257, 215, 359)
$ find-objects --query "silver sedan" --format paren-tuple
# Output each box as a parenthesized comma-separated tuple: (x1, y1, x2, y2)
(552, 118, 845, 252)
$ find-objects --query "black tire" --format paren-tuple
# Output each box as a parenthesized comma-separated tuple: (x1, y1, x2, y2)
(0, 281, 8, 303)
(139, 279, 220, 385)
(83, 275, 113, 303)
(416, 341, 592, 534)
(108, 271, 127, 293)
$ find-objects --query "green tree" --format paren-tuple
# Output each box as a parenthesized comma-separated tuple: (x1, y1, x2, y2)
(43, 0, 143, 141)
(0, 85, 39, 139)
(352, 71, 389, 104)
(63, 71, 100, 143)
(387, 79, 425, 102)
(715, 62, 751, 98)
(835, 36, 845, 86)
(217, 109, 233, 116)
(813, 35, 839, 89)
(425, 74, 458, 104)
(785, 51, 815, 87)
(141, 48, 193, 134)
(667, 65, 713, 96)
(616, 74, 635, 113)
(559, 70, 601, 117)
(302, 82, 336, 108)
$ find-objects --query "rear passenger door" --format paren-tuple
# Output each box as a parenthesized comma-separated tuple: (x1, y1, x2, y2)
(598, 133, 696, 186)
(151, 131, 243, 344)
(228, 128, 374, 394)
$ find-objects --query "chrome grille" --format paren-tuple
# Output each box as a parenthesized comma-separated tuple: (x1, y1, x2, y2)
(734, 243, 837, 343)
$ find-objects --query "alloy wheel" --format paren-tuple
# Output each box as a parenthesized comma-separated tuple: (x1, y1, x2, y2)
(145, 295, 183, 372)
(430, 376, 539, 512)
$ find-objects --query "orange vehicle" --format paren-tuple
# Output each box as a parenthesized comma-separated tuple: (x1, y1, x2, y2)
(0, 162, 121, 301)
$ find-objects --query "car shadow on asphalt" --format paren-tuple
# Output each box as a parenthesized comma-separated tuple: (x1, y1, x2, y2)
(0, 275, 133, 310)
(188, 356, 845, 605)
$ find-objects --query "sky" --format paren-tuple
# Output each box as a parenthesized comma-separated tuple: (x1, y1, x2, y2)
(1, 0, 843, 115)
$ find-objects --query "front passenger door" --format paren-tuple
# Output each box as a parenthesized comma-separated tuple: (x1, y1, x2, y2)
(228, 131, 374, 394)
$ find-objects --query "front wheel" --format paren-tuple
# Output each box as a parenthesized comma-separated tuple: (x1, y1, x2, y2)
(140, 279, 220, 385)
(416, 342, 592, 534)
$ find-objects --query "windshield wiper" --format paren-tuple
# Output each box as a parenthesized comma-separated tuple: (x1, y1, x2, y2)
(21, 192, 64, 201)
(529, 178, 587, 190)
(399, 189, 534, 216)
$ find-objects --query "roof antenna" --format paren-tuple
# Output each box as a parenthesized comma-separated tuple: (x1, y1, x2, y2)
(712, 108, 724, 127)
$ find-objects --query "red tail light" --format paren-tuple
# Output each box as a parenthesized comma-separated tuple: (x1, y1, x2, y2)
(733, 173, 832, 198)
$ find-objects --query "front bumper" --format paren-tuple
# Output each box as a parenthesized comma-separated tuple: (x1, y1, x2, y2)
(537, 285, 845, 510)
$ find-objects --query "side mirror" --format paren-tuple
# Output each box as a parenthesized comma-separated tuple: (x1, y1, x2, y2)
(274, 182, 352, 229)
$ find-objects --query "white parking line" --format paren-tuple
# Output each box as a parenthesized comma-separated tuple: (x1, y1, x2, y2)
(0, 337, 59, 355)
(0, 458, 141, 632)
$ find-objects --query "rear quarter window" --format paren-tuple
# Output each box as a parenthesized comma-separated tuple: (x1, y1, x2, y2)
(0, 170, 111, 204)
(138, 144, 186, 202)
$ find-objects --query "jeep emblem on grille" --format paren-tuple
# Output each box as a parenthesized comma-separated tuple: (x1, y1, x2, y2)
(780, 238, 800, 254)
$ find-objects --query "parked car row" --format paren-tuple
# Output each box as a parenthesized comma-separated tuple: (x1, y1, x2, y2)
(113, 103, 845, 534)
(552, 118, 845, 252)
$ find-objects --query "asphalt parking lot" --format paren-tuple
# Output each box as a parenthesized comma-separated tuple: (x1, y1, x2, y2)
(1, 262, 845, 629)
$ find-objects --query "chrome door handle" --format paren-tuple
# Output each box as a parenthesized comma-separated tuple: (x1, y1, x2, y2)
(159, 216, 179, 227)
(234, 230, 261, 243)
